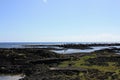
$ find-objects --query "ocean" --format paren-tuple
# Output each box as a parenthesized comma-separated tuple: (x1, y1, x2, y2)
(0, 42, 65, 48)
(0, 42, 117, 48)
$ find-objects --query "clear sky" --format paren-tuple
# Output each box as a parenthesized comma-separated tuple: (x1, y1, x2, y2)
(0, 0, 120, 42)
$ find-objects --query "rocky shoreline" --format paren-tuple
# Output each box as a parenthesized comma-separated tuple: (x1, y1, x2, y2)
(0, 43, 120, 80)
(23, 43, 120, 49)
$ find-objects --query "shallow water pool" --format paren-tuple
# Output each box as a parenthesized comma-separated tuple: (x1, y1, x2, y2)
(0, 74, 23, 80)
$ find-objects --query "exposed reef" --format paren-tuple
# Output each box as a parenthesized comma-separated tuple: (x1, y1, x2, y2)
(1, 43, 120, 80)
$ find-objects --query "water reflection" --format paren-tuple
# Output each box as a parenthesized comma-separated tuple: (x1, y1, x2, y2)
(52, 46, 120, 54)
(0, 74, 23, 80)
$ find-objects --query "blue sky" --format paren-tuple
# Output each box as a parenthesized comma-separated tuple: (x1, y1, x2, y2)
(0, 0, 120, 42)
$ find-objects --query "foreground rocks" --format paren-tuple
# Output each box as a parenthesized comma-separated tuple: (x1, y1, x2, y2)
(0, 48, 82, 80)
(0, 48, 61, 74)
(0, 44, 120, 80)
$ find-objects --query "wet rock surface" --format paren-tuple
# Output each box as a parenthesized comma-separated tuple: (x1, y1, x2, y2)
(0, 43, 120, 80)
(0, 48, 61, 74)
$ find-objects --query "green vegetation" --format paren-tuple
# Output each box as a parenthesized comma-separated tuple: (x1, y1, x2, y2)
(58, 52, 120, 80)
(1, 46, 120, 80)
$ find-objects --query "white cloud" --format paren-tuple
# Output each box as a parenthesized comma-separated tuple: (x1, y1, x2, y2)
(43, 0, 48, 3)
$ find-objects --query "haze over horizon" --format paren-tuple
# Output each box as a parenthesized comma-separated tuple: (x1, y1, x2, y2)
(0, 0, 120, 42)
